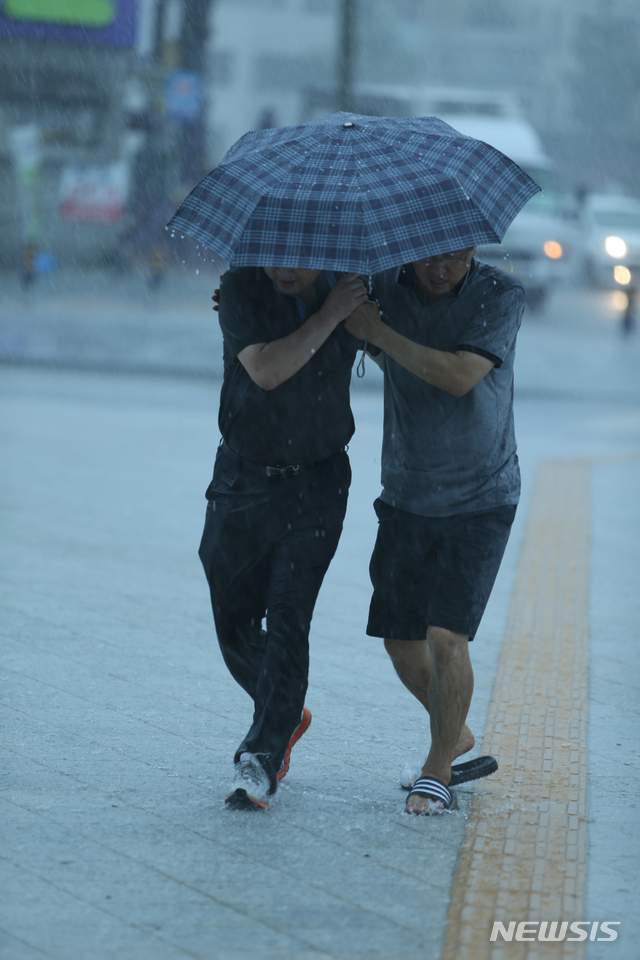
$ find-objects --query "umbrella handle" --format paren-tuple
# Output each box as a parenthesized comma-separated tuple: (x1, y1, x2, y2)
(356, 346, 368, 378)
(355, 274, 375, 378)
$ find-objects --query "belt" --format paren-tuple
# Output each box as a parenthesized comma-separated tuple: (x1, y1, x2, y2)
(222, 442, 345, 479)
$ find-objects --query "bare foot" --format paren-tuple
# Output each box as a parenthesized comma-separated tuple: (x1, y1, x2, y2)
(405, 778, 456, 815)
(407, 725, 476, 808)
(406, 793, 446, 815)
(454, 723, 475, 760)
(401, 725, 476, 794)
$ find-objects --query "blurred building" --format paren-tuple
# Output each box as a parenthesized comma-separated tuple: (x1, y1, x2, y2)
(557, 0, 640, 193)
(205, 0, 337, 163)
(0, 1, 139, 267)
(2, 0, 637, 268)
(0, 0, 219, 269)
(207, 0, 640, 195)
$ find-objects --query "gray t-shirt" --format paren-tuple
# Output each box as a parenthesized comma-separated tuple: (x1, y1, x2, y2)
(373, 259, 525, 517)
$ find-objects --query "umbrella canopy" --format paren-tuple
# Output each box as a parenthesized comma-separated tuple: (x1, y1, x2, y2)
(168, 112, 540, 274)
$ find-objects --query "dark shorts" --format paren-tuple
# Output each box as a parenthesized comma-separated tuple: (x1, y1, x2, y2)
(366, 499, 517, 641)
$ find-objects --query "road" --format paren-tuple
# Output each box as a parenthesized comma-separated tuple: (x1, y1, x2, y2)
(1, 265, 639, 402)
(1, 268, 639, 959)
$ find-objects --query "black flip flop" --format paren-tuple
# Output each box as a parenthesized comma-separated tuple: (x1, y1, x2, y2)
(449, 755, 498, 786)
(401, 755, 498, 790)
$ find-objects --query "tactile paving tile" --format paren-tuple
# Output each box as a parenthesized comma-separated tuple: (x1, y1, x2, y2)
(443, 459, 590, 959)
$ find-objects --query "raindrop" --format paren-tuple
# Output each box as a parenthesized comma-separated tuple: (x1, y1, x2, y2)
(196, 269, 199, 274)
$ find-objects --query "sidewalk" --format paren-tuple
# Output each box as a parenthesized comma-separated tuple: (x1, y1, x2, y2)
(1, 276, 639, 959)
(0, 266, 223, 379)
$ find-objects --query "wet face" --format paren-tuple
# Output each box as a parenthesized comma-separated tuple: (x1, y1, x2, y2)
(263, 267, 323, 303)
(411, 246, 477, 301)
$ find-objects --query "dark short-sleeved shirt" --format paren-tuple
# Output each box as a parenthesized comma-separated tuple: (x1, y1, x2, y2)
(217, 267, 361, 464)
(373, 259, 525, 517)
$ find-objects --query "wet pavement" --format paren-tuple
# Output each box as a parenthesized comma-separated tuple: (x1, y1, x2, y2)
(1, 265, 639, 403)
(1, 269, 639, 959)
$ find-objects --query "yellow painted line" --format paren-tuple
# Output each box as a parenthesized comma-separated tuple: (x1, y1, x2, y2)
(443, 459, 591, 959)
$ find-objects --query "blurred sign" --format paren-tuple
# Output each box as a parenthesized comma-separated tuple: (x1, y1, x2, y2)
(165, 71, 203, 122)
(9, 124, 41, 240)
(0, 0, 137, 46)
(59, 161, 129, 222)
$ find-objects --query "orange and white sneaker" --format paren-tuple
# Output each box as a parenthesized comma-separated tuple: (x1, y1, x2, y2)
(277, 707, 312, 781)
(225, 753, 271, 810)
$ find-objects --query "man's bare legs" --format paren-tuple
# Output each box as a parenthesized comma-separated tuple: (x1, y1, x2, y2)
(385, 626, 474, 813)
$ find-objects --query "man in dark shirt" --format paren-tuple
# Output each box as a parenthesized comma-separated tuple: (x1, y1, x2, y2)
(345, 247, 524, 815)
(200, 265, 367, 809)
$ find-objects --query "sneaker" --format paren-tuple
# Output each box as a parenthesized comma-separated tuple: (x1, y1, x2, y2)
(225, 753, 271, 810)
(276, 707, 312, 781)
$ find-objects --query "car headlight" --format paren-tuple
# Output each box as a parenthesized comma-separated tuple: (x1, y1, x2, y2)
(614, 265, 631, 285)
(605, 236, 627, 257)
(543, 240, 563, 259)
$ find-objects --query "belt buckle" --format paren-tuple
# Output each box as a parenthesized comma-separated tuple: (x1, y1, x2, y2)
(266, 464, 300, 478)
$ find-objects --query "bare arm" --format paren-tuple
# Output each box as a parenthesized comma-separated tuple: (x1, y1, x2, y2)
(238, 274, 368, 390)
(344, 302, 494, 397)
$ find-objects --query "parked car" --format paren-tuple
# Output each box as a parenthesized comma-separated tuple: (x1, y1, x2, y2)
(581, 193, 640, 289)
(437, 114, 577, 313)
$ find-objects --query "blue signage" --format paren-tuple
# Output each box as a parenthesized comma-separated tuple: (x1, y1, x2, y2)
(165, 71, 204, 122)
(0, 0, 137, 46)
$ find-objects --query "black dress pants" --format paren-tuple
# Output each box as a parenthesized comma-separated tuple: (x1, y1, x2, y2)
(199, 443, 350, 789)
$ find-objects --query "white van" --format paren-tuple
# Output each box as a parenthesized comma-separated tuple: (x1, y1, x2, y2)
(304, 84, 575, 311)
(434, 111, 574, 311)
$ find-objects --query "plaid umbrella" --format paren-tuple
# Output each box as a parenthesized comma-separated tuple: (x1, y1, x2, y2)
(168, 112, 540, 274)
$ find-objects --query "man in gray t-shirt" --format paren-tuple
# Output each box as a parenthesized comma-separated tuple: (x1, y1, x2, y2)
(345, 247, 525, 816)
